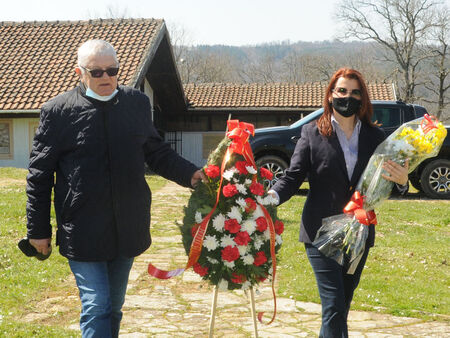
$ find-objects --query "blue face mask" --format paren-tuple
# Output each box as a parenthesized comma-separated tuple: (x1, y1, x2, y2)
(85, 87, 118, 102)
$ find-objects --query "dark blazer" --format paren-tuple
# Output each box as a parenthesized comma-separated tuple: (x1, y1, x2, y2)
(272, 120, 385, 245)
(26, 84, 198, 261)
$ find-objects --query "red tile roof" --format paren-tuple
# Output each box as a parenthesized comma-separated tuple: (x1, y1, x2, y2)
(184, 82, 396, 109)
(0, 19, 163, 111)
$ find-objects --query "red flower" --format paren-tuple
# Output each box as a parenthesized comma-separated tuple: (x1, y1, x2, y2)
(224, 219, 241, 233)
(254, 251, 267, 266)
(191, 224, 199, 237)
(193, 263, 209, 276)
(260, 167, 274, 180)
(256, 274, 268, 282)
(275, 220, 284, 235)
(235, 161, 249, 175)
(244, 198, 257, 213)
(234, 231, 251, 246)
(221, 245, 240, 262)
(256, 217, 268, 232)
(231, 272, 246, 284)
(204, 165, 220, 178)
(223, 183, 238, 197)
(249, 181, 264, 196)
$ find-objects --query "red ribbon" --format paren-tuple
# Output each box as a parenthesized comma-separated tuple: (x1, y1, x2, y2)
(420, 114, 439, 135)
(226, 120, 256, 168)
(343, 191, 377, 226)
(256, 204, 278, 325)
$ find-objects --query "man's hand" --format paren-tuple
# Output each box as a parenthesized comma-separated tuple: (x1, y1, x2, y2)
(382, 159, 409, 186)
(191, 169, 207, 188)
(29, 238, 52, 256)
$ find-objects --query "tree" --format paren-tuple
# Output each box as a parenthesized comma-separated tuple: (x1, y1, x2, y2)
(338, 0, 440, 102)
(423, 6, 449, 119)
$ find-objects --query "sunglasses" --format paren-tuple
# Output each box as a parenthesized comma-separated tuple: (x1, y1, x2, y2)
(333, 87, 362, 98)
(81, 66, 119, 78)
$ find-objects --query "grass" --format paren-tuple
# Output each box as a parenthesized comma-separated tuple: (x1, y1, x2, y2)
(1, 169, 448, 335)
(0, 168, 167, 336)
(276, 191, 450, 319)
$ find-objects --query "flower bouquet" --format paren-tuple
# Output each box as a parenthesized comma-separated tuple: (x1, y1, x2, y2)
(148, 120, 284, 325)
(313, 115, 447, 274)
(180, 124, 284, 292)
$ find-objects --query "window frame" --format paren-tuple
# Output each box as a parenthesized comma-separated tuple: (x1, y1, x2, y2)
(0, 119, 14, 160)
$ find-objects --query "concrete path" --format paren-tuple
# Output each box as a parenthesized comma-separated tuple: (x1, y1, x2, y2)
(25, 181, 449, 337)
(116, 182, 449, 337)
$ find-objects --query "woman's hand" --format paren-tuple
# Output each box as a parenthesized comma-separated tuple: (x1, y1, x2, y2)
(382, 159, 409, 186)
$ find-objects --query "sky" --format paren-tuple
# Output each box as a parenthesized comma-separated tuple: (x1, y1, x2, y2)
(1, 0, 341, 46)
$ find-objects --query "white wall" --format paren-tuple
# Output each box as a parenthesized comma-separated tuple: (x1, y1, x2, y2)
(167, 131, 225, 168)
(0, 118, 39, 169)
(143, 79, 154, 121)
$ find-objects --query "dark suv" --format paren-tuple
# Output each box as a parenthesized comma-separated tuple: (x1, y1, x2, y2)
(250, 100, 450, 199)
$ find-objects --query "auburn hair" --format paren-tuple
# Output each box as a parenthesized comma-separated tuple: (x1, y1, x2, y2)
(317, 68, 375, 137)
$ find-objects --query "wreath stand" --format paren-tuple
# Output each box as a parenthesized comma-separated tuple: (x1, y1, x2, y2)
(208, 286, 259, 338)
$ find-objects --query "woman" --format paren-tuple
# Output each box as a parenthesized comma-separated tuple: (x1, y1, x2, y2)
(270, 68, 408, 337)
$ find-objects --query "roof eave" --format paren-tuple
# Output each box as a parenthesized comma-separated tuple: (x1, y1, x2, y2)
(129, 20, 165, 88)
(187, 106, 320, 112)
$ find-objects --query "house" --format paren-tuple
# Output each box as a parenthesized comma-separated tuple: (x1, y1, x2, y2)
(0, 19, 396, 169)
(0, 18, 186, 168)
(178, 82, 396, 165)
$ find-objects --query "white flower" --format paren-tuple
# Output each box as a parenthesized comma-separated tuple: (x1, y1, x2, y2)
(269, 266, 273, 275)
(207, 256, 219, 264)
(276, 234, 283, 245)
(227, 206, 242, 223)
(255, 195, 264, 205)
(254, 237, 264, 250)
(233, 177, 240, 183)
(246, 165, 257, 174)
(238, 245, 248, 256)
(195, 211, 203, 224)
(221, 234, 236, 247)
(242, 254, 255, 265)
(212, 214, 225, 232)
(236, 197, 247, 210)
(241, 281, 251, 290)
(242, 219, 257, 235)
(218, 279, 229, 290)
(244, 179, 252, 186)
(235, 183, 247, 195)
(223, 260, 235, 269)
(203, 235, 219, 251)
(264, 194, 278, 206)
(252, 205, 265, 219)
(263, 229, 271, 240)
(223, 167, 238, 181)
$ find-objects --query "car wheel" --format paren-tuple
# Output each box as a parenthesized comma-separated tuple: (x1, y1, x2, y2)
(420, 159, 450, 199)
(256, 155, 288, 189)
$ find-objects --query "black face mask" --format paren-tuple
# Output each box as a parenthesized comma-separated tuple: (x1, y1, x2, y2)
(332, 97, 362, 117)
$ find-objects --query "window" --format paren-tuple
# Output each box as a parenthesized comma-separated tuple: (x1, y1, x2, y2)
(372, 107, 401, 128)
(0, 120, 13, 159)
(29, 121, 39, 154)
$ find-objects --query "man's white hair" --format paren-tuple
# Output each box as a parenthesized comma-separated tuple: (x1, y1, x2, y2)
(77, 39, 118, 68)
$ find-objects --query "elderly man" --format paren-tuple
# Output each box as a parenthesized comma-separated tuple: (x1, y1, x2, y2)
(26, 39, 204, 337)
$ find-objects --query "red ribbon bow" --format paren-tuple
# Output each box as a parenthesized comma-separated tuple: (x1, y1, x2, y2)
(343, 191, 377, 226)
(420, 114, 439, 135)
(226, 120, 256, 168)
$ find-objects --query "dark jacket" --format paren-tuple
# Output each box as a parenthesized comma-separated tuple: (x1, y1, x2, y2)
(272, 120, 385, 246)
(26, 84, 198, 261)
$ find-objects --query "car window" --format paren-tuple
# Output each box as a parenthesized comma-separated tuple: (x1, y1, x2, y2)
(372, 107, 401, 128)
